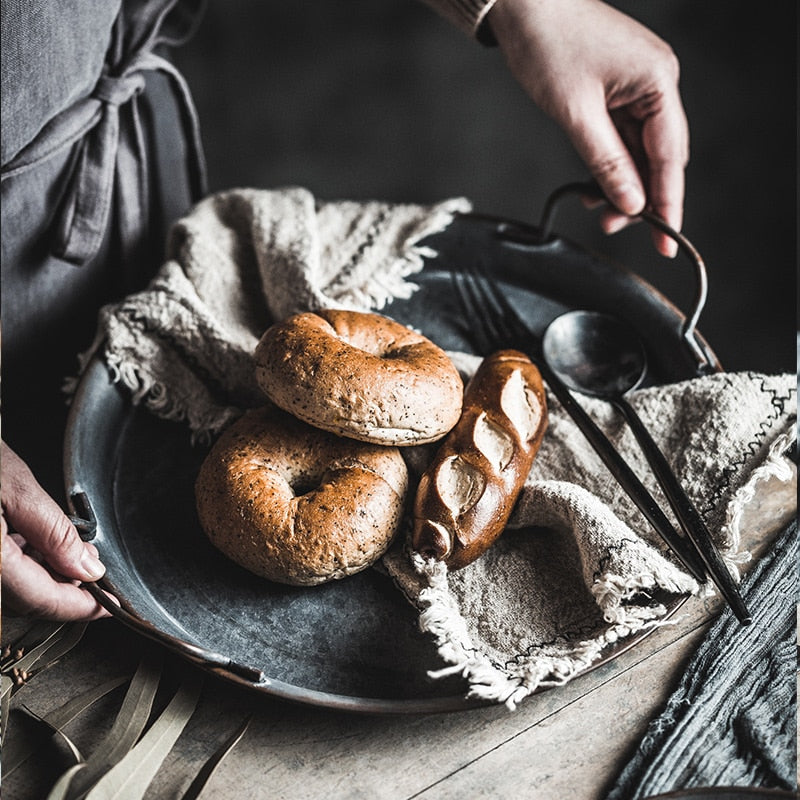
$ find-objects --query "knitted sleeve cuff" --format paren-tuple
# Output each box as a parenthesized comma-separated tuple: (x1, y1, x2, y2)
(420, 0, 500, 44)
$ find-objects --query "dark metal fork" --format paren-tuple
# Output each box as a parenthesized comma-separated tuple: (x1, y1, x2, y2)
(451, 263, 711, 586)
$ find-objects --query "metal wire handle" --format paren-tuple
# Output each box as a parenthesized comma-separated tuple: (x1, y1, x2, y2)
(538, 181, 715, 374)
(69, 491, 265, 685)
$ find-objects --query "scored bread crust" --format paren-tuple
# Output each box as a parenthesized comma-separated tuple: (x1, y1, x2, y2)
(195, 406, 409, 586)
(411, 350, 548, 570)
(253, 309, 463, 445)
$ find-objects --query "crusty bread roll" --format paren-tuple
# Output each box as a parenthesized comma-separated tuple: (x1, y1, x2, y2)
(195, 406, 408, 586)
(411, 350, 547, 570)
(253, 309, 463, 446)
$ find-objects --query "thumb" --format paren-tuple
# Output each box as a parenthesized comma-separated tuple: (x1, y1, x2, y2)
(563, 95, 646, 217)
(1, 443, 105, 582)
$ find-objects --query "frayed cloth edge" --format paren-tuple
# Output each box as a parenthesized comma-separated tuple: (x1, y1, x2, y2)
(721, 423, 797, 569)
(94, 349, 239, 445)
(334, 198, 471, 311)
(410, 552, 685, 711)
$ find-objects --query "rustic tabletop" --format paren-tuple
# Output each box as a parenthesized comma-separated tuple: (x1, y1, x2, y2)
(2, 470, 794, 800)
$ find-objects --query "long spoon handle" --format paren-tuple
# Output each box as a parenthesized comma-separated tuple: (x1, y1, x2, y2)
(536, 359, 707, 583)
(615, 397, 752, 624)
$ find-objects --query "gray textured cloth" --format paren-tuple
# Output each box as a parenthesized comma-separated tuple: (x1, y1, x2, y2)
(1, 0, 119, 166)
(605, 520, 798, 798)
(78, 188, 797, 709)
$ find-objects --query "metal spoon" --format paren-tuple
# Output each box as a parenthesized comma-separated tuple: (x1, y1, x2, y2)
(543, 310, 751, 625)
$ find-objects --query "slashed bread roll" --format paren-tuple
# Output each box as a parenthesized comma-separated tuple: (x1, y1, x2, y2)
(411, 350, 548, 569)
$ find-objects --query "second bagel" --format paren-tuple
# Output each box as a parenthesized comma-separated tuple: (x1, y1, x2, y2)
(254, 309, 464, 446)
(195, 406, 409, 586)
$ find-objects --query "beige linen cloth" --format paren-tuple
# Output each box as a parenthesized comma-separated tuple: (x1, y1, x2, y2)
(75, 188, 797, 709)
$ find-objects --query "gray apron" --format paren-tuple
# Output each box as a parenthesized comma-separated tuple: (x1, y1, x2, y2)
(1, 0, 207, 502)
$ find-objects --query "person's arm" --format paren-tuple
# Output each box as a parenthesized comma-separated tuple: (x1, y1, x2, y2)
(422, 0, 689, 257)
(1, 441, 111, 621)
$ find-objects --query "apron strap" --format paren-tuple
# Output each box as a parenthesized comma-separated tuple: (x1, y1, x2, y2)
(52, 0, 207, 267)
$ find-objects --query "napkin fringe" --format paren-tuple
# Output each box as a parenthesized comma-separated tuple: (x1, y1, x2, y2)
(103, 352, 241, 443)
(325, 227, 464, 313)
(63, 328, 241, 444)
(591, 572, 691, 625)
(412, 553, 682, 711)
(329, 196, 469, 310)
(720, 423, 796, 567)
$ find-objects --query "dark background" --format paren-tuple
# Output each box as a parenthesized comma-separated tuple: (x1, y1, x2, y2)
(173, 0, 797, 375)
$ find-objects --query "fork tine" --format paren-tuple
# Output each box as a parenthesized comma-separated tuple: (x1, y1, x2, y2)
(451, 270, 501, 355)
(455, 262, 533, 352)
(463, 263, 533, 345)
(461, 267, 508, 344)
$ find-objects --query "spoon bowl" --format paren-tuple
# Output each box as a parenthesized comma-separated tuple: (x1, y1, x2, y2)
(542, 310, 646, 399)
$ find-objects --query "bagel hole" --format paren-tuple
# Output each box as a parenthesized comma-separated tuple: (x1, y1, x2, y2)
(379, 344, 407, 359)
(291, 479, 319, 497)
(286, 467, 324, 497)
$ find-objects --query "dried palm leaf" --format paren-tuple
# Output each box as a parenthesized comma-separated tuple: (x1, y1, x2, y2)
(47, 764, 86, 800)
(1, 673, 13, 743)
(3, 676, 128, 776)
(2, 622, 65, 668)
(55, 653, 163, 800)
(179, 715, 252, 800)
(81, 671, 203, 800)
(3, 623, 88, 693)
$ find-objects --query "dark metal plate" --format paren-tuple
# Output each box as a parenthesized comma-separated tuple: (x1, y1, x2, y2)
(64, 214, 711, 713)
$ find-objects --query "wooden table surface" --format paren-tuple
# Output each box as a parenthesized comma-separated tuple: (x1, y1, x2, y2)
(3, 471, 795, 800)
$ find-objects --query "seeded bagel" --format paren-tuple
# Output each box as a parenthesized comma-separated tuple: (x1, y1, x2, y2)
(254, 309, 463, 445)
(195, 406, 409, 586)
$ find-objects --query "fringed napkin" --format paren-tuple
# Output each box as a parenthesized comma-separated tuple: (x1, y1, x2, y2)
(383, 369, 795, 707)
(75, 187, 797, 709)
(71, 186, 471, 438)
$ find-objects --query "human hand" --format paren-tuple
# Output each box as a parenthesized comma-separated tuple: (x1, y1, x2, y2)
(487, 0, 689, 257)
(1, 441, 112, 621)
